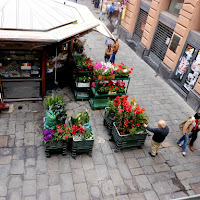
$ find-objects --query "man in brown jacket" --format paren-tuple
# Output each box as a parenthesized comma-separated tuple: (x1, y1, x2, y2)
(110, 38, 119, 64)
(177, 116, 196, 156)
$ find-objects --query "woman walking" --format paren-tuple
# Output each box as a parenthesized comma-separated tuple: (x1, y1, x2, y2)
(104, 44, 113, 63)
(99, 1, 107, 20)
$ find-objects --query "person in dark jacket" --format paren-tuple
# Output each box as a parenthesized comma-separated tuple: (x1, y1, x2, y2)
(144, 120, 169, 157)
(188, 113, 200, 152)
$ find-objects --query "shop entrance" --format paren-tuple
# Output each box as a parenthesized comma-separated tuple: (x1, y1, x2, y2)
(173, 44, 200, 93)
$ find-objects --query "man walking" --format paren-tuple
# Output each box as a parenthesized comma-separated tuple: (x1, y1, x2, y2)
(110, 38, 119, 64)
(108, 2, 115, 20)
(144, 120, 169, 157)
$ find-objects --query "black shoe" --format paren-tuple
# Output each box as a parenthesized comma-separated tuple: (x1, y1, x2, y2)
(148, 152, 156, 157)
(109, 138, 114, 142)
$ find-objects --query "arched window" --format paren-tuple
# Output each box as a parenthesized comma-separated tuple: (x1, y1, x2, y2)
(168, 0, 184, 16)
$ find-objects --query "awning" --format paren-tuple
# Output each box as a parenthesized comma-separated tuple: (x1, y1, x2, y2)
(0, 0, 115, 43)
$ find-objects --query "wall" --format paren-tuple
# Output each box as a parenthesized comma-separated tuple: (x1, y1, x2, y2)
(121, 0, 141, 34)
(163, 0, 200, 94)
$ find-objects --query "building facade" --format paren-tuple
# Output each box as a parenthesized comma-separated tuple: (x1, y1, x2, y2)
(118, 0, 200, 111)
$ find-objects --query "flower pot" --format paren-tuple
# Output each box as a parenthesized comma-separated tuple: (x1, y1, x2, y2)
(96, 74, 115, 80)
(71, 134, 95, 159)
(112, 122, 147, 151)
(75, 81, 90, 88)
(108, 91, 117, 95)
(44, 140, 68, 157)
(103, 107, 115, 134)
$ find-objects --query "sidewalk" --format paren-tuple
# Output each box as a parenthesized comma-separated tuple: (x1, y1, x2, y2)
(0, 1, 200, 200)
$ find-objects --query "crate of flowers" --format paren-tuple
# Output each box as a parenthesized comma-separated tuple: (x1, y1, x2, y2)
(114, 62, 133, 78)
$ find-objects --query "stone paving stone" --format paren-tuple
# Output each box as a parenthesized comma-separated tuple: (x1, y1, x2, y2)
(153, 154, 166, 164)
(23, 180, 36, 196)
(100, 180, 116, 198)
(92, 150, 106, 165)
(85, 169, 98, 185)
(167, 160, 180, 167)
(58, 157, 71, 173)
(95, 164, 110, 181)
(113, 195, 129, 200)
(37, 174, 48, 190)
(176, 171, 193, 180)
(183, 163, 197, 170)
(142, 166, 155, 175)
(25, 122, 34, 133)
(152, 181, 174, 196)
(89, 184, 102, 200)
(74, 183, 90, 200)
(36, 160, 47, 174)
(147, 171, 176, 184)
(190, 182, 200, 194)
(105, 154, 118, 169)
(171, 191, 188, 199)
(37, 189, 50, 200)
(69, 155, 83, 169)
(15, 124, 24, 139)
(121, 148, 134, 158)
(82, 154, 95, 171)
(0, 135, 9, 147)
(138, 157, 155, 167)
(126, 158, 140, 169)
(24, 167, 36, 180)
(47, 156, 59, 171)
(135, 175, 152, 192)
(49, 171, 60, 186)
(152, 163, 170, 173)
(24, 196, 36, 200)
(144, 190, 159, 200)
(171, 165, 186, 173)
(49, 185, 61, 200)
(128, 193, 145, 200)
(60, 173, 74, 193)
(130, 168, 144, 176)
(117, 162, 132, 180)
(188, 156, 200, 163)
(8, 175, 23, 189)
(61, 192, 76, 200)
(101, 141, 113, 154)
(109, 169, 124, 186)
(13, 147, 26, 160)
(25, 158, 35, 167)
(0, 182, 7, 197)
(113, 151, 125, 163)
(24, 133, 35, 146)
(124, 179, 138, 194)
(72, 168, 86, 184)
(11, 159, 24, 174)
(0, 155, 11, 164)
(7, 189, 22, 200)
(115, 185, 128, 196)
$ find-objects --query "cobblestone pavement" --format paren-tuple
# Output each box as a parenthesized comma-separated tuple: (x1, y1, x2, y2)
(1, 1, 200, 200)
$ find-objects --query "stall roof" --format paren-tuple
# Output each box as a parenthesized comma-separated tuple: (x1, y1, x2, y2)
(0, 0, 115, 43)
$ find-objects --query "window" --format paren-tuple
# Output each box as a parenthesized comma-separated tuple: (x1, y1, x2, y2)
(168, 0, 184, 16)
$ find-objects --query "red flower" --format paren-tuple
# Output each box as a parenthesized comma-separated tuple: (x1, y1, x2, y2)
(128, 129, 131, 132)
(128, 71, 132, 74)
(116, 87, 118, 90)
(131, 68, 133, 70)
(109, 88, 112, 91)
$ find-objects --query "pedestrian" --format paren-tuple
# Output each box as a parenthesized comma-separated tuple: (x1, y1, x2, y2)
(177, 115, 196, 156)
(188, 113, 200, 151)
(110, 38, 119, 64)
(99, 1, 107, 20)
(144, 120, 169, 157)
(104, 44, 113, 63)
(105, 20, 114, 45)
(94, 0, 100, 8)
(108, 2, 115, 20)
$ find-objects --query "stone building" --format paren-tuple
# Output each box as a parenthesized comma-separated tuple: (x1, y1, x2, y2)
(118, 0, 200, 111)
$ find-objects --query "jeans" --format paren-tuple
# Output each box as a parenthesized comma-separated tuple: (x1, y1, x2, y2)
(99, 13, 105, 19)
(105, 37, 110, 44)
(110, 52, 116, 64)
(177, 133, 189, 152)
(189, 131, 198, 147)
(108, 11, 113, 19)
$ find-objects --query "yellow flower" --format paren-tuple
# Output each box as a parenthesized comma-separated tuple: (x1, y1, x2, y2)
(131, 98, 137, 103)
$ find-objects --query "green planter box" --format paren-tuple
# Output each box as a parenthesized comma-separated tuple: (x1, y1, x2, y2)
(44, 140, 68, 158)
(103, 107, 115, 134)
(71, 135, 94, 159)
(112, 122, 147, 150)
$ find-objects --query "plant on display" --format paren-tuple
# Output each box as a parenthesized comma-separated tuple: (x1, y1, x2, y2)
(75, 55, 93, 71)
(71, 111, 90, 126)
(71, 124, 94, 140)
(106, 95, 148, 135)
(93, 62, 115, 75)
(76, 76, 90, 83)
(42, 124, 72, 143)
(114, 62, 133, 78)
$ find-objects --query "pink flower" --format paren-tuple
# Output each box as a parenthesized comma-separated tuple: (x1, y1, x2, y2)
(63, 124, 66, 127)
(64, 135, 69, 139)
(59, 129, 63, 133)
(57, 125, 60, 129)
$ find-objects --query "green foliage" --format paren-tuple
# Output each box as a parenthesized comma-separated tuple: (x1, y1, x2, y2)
(76, 76, 90, 83)
(44, 95, 63, 110)
(71, 111, 90, 125)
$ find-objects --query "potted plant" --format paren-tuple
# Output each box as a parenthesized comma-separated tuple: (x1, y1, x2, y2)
(70, 111, 94, 159)
(75, 55, 93, 72)
(75, 76, 90, 87)
(43, 124, 72, 157)
(114, 62, 133, 78)
(104, 95, 148, 150)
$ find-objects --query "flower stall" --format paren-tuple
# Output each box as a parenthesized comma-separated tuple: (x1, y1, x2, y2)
(104, 95, 148, 150)
(89, 62, 132, 109)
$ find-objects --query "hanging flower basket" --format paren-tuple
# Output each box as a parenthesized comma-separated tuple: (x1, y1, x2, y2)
(112, 123, 147, 151)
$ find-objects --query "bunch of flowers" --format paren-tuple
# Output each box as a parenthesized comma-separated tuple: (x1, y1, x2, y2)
(75, 55, 93, 72)
(93, 62, 115, 75)
(114, 62, 133, 78)
(107, 95, 148, 135)
(42, 124, 72, 143)
(71, 124, 93, 140)
(94, 80, 126, 94)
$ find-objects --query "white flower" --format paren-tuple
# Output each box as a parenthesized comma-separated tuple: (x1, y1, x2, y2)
(123, 69, 128, 72)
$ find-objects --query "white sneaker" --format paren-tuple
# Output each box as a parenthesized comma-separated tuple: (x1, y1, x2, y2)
(177, 143, 182, 147)
(182, 152, 186, 156)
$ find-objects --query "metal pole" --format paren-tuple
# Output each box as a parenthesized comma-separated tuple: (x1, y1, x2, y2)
(54, 46, 58, 85)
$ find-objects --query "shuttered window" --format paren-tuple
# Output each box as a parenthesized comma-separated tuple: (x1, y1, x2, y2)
(150, 22, 173, 61)
(132, 9, 148, 43)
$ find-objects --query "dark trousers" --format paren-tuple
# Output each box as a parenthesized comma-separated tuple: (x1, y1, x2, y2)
(189, 131, 198, 147)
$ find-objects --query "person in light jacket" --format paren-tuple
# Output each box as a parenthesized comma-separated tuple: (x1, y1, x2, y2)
(177, 116, 196, 156)
(144, 120, 169, 157)
(99, 1, 107, 20)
